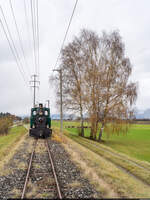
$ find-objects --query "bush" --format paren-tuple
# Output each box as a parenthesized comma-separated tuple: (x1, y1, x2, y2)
(0, 117, 13, 135)
(23, 117, 30, 124)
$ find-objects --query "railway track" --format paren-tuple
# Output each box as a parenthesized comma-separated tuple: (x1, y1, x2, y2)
(21, 138, 62, 199)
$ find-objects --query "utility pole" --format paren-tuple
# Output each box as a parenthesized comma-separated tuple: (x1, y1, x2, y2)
(46, 100, 50, 108)
(30, 74, 40, 107)
(53, 69, 63, 135)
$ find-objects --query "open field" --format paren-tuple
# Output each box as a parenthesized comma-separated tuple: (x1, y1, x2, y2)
(52, 121, 150, 163)
(0, 126, 27, 164)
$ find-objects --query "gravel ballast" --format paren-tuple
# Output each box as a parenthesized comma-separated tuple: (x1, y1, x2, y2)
(48, 140, 100, 199)
(0, 136, 100, 199)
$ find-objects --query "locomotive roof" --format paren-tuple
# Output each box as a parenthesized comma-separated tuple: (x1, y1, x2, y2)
(31, 107, 50, 110)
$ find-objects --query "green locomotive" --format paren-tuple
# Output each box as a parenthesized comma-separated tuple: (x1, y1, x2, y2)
(29, 103, 52, 138)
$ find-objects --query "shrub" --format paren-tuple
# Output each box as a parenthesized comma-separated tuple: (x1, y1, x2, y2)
(23, 117, 30, 124)
(0, 117, 13, 135)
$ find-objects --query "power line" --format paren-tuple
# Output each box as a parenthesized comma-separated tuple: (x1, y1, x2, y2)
(30, 0, 37, 74)
(0, 6, 29, 87)
(24, 0, 34, 74)
(9, 0, 31, 77)
(48, 0, 79, 102)
(35, 0, 40, 77)
(33, 0, 40, 76)
(53, 0, 79, 69)
(34, 0, 40, 77)
(33, 0, 38, 75)
(0, 18, 27, 87)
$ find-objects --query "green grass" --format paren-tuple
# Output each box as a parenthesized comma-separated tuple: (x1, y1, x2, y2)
(65, 134, 150, 185)
(102, 124, 150, 162)
(52, 120, 150, 162)
(0, 126, 27, 160)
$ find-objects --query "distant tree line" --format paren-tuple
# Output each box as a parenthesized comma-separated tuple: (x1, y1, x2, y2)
(134, 118, 150, 121)
(52, 29, 137, 141)
(0, 112, 22, 121)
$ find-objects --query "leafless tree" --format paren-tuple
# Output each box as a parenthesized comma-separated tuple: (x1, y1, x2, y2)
(96, 31, 137, 141)
(54, 29, 137, 140)
(79, 29, 104, 139)
(58, 34, 87, 136)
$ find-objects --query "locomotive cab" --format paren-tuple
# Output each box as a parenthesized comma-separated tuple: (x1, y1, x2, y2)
(29, 103, 52, 138)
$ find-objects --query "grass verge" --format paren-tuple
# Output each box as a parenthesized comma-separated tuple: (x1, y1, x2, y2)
(82, 137, 150, 171)
(0, 125, 27, 173)
(68, 134, 150, 186)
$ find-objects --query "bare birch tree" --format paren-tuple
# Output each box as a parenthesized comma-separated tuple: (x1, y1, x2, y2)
(80, 30, 104, 140)
(59, 35, 87, 136)
(54, 29, 137, 140)
(97, 31, 137, 141)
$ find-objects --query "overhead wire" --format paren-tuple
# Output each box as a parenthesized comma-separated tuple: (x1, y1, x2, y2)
(24, 0, 34, 75)
(29, 0, 40, 103)
(33, 0, 40, 101)
(30, 0, 37, 75)
(9, 0, 31, 77)
(0, 22, 28, 88)
(35, 0, 40, 77)
(0, 5, 29, 88)
(33, 0, 37, 74)
(53, 0, 79, 70)
(48, 0, 79, 99)
(33, 0, 40, 76)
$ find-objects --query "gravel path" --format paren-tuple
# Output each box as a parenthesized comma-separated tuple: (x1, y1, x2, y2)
(0, 136, 100, 199)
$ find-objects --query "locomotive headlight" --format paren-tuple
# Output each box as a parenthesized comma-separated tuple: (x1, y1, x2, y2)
(39, 111, 43, 115)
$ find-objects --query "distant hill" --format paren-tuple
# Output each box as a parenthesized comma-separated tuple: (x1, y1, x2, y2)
(51, 110, 150, 120)
(51, 114, 76, 120)
(135, 109, 150, 119)
(19, 110, 150, 120)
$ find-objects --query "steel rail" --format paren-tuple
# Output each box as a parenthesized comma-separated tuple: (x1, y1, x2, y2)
(46, 139, 62, 199)
(21, 139, 38, 199)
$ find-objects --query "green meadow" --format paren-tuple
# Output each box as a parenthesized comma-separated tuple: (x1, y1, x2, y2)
(52, 121, 150, 162)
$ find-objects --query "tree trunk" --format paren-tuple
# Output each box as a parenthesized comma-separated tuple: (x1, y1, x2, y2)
(93, 131, 96, 140)
(90, 127, 93, 139)
(80, 115, 84, 137)
(79, 106, 84, 137)
(98, 123, 104, 141)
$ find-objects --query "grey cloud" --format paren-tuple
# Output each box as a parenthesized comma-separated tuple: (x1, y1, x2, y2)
(0, 0, 150, 115)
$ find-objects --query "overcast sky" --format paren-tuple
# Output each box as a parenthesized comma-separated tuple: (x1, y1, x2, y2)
(0, 0, 150, 116)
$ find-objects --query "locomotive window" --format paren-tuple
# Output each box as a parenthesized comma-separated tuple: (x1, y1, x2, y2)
(45, 111, 48, 116)
(33, 111, 36, 115)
